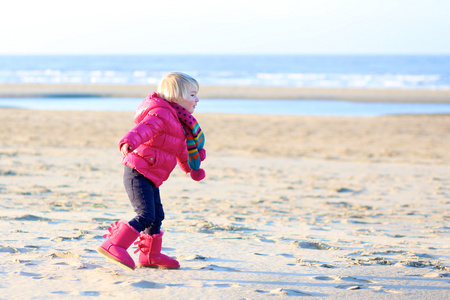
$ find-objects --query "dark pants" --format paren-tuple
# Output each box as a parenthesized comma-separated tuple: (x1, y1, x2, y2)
(123, 166, 164, 235)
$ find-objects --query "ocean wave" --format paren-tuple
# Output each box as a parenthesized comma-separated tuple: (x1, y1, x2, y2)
(0, 69, 448, 89)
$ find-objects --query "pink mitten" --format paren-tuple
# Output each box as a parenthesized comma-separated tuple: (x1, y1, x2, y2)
(190, 168, 205, 181)
(199, 148, 206, 161)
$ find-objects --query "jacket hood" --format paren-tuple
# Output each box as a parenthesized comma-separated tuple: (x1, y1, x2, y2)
(134, 92, 177, 124)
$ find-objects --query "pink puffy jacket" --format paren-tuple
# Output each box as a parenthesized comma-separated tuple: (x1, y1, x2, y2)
(119, 93, 191, 187)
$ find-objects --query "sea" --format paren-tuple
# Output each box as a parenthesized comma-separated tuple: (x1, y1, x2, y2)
(1, 54, 450, 116)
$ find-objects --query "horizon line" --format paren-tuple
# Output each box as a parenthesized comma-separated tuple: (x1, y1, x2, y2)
(1, 53, 450, 56)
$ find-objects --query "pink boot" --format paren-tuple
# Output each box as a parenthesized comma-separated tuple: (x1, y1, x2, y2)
(134, 230, 180, 269)
(97, 220, 140, 270)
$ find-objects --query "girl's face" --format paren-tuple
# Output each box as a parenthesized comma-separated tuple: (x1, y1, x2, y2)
(178, 86, 199, 114)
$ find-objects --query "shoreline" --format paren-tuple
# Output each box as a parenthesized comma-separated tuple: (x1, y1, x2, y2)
(1, 83, 450, 102)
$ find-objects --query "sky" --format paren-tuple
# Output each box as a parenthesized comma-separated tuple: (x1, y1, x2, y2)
(0, 0, 449, 55)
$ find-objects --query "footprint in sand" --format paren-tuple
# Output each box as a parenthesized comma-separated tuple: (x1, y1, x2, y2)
(213, 283, 234, 288)
(292, 241, 340, 250)
(334, 276, 377, 290)
(51, 291, 69, 295)
(0, 246, 19, 253)
(314, 275, 376, 290)
(76, 263, 103, 270)
(130, 280, 165, 289)
(0, 170, 18, 176)
(258, 288, 312, 296)
(335, 284, 363, 290)
(81, 291, 101, 296)
(279, 253, 295, 258)
(335, 187, 364, 194)
(340, 276, 376, 283)
(200, 264, 241, 272)
(397, 260, 441, 268)
(19, 271, 43, 279)
(253, 236, 276, 243)
(10, 214, 51, 221)
(368, 286, 402, 294)
(0, 245, 37, 254)
(49, 251, 82, 259)
(313, 275, 340, 281)
(178, 254, 207, 261)
(296, 258, 338, 268)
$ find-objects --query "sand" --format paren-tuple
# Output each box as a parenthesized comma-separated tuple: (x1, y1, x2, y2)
(1, 83, 450, 102)
(0, 108, 449, 299)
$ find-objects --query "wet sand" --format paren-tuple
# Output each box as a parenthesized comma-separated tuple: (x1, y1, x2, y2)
(1, 83, 450, 102)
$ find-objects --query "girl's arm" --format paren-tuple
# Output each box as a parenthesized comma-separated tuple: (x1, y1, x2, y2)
(176, 146, 191, 173)
(119, 114, 164, 152)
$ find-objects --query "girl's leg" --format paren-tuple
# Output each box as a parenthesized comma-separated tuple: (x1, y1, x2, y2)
(123, 166, 158, 232)
(129, 178, 177, 268)
(144, 185, 165, 235)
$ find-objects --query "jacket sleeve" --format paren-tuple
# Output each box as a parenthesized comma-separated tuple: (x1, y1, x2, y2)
(119, 113, 164, 151)
(176, 144, 191, 173)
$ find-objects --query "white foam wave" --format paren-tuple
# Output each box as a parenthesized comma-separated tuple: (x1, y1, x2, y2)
(0, 70, 447, 89)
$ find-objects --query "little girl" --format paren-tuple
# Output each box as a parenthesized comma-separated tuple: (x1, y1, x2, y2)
(97, 72, 206, 270)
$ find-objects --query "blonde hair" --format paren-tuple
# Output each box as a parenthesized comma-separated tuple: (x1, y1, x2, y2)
(157, 72, 199, 103)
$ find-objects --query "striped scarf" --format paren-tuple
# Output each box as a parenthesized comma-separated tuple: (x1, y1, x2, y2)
(170, 102, 205, 170)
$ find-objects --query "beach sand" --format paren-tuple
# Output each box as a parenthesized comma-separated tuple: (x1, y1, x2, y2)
(0, 108, 449, 299)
